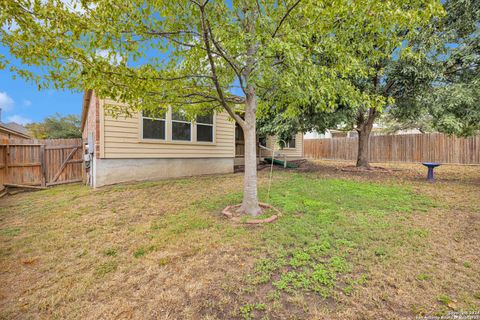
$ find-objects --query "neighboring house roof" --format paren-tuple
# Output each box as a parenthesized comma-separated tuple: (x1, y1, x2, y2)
(80, 90, 93, 132)
(0, 122, 31, 139)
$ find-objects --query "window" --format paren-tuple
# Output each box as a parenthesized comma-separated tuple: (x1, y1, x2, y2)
(196, 113, 214, 142)
(142, 110, 166, 140)
(172, 110, 191, 141)
(281, 136, 296, 149)
(286, 136, 296, 148)
(235, 124, 244, 141)
(259, 136, 267, 146)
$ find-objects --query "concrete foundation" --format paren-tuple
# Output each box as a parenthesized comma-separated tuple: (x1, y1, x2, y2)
(234, 157, 261, 166)
(234, 156, 303, 166)
(93, 157, 234, 187)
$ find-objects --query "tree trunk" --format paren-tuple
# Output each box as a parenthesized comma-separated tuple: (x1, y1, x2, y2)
(239, 92, 262, 216)
(355, 108, 377, 168)
(198, 2, 260, 216)
(356, 127, 372, 168)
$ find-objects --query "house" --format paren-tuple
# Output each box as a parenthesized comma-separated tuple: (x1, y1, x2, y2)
(81, 91, 304, 187)
(258, 133, 304, 160)
(0, 121, 31, 139)
(234, 123, 304, 165)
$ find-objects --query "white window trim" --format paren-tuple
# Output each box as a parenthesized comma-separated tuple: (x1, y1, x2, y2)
(139, 108, 217, 145)
(140, 112, 167, 141)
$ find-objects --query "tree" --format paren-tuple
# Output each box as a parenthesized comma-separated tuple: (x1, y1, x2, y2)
(337, 4, 444, 168)
(388, 0, 480, 137)
(0, 0, 358, 215)
(0, 0, 443, 213)
(258, 1, 443, 169)
(26, 113, 82, 139)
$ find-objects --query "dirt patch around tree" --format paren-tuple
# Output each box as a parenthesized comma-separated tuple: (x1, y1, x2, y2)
(339, 165, 393, 173)
(222, 203, 281, 224)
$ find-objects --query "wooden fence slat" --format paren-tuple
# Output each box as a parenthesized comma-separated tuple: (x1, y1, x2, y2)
(0, 138, 83, 187)
(40, 145, 46, 187)
(304, 133, 480, 165)
(46, 178, 82, 186)
(51, 146, 79, 183)
(5, 144, 9, 182)
(45, 145, 82, 150)
(7, 162, 42, 167)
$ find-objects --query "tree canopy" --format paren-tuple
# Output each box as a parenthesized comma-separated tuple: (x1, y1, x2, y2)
(25, 113, 81, 139)
(1, 0, 441, 117)
(257, 0, 444, 165)
(388, 0, 480, 137)
(0, 0, 444, 212)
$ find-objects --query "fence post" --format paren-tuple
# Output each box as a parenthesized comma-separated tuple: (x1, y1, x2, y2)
(40, 145, 46, 187)
(5, 142, 9, 185)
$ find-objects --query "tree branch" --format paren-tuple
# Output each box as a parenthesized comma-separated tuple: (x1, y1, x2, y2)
(384, 79, 395, 94)
(272, 0, 301, 38)
(205, 19, 247, 94)
(198, 3, 246, 127)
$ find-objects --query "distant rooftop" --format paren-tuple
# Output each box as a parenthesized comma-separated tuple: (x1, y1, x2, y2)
(0, 122, 29, 135)
(0, 121, 31, 138)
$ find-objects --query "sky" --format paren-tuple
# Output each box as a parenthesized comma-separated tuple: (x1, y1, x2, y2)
(0, 1, 232, 127)
(0, 47, 82, 125)
(0, 0, 85, 125)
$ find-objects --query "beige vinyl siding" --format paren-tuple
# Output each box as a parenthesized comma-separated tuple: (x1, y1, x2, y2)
(261, 132, 304, 159)
(101, 100, 235, 159)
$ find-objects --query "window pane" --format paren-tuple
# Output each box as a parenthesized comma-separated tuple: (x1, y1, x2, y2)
(259, 137, 267, 146)
(142, 109, 166, 119)
(143, 119, 165, 139)
(172, 109, 188, 121)
(196, 114, 213, 124)
(197, 124, 213, 142)
(279, 136, 295, 149)
(235, 126, 244, 141)
(288, 137, 296, 148)
(172, 122, 191, 141)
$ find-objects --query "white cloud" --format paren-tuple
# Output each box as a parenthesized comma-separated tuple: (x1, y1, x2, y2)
(3, 1, 96, 33)
(23, 99, 32, 107)
(1, 21, 19, 33)
(96, 49, 122, 65)
(7, 115, 32, 125)
(40, 0, 94, 15)
(48, 0, 97, 15)
(0, 92, 14, 112)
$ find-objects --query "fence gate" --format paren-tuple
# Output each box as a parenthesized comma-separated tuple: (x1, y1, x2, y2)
(0, 138, 83, 188)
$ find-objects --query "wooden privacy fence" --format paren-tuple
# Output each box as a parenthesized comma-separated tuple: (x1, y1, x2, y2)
(0, 138, 83, 187)
(304, 133, 480, 164)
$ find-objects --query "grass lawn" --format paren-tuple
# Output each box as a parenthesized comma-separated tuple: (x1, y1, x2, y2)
(1, 161, 479, 319)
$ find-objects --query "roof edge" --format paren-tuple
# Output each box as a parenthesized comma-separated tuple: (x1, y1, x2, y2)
(0, 123, 31, 139)
(80, 90, 93, 132)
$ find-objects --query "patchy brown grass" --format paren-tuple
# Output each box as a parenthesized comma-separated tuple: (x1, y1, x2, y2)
(0, 161, 479, 319)
(301, 161, 480, 319)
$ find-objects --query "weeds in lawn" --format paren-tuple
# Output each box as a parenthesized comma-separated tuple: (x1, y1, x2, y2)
(416, 273, 432, 281)
(103, 247, 118, 257)
(239, 303, 266, 320)
(95, 261, 118, 277)
(245, 174, 432, 300)
(1, 164, 479, 319)
(0, 227, 20, 237)
(133, 245, 156, 258)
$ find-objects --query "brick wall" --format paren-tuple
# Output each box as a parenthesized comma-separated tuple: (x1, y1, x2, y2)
(82, 92, 100, 158)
